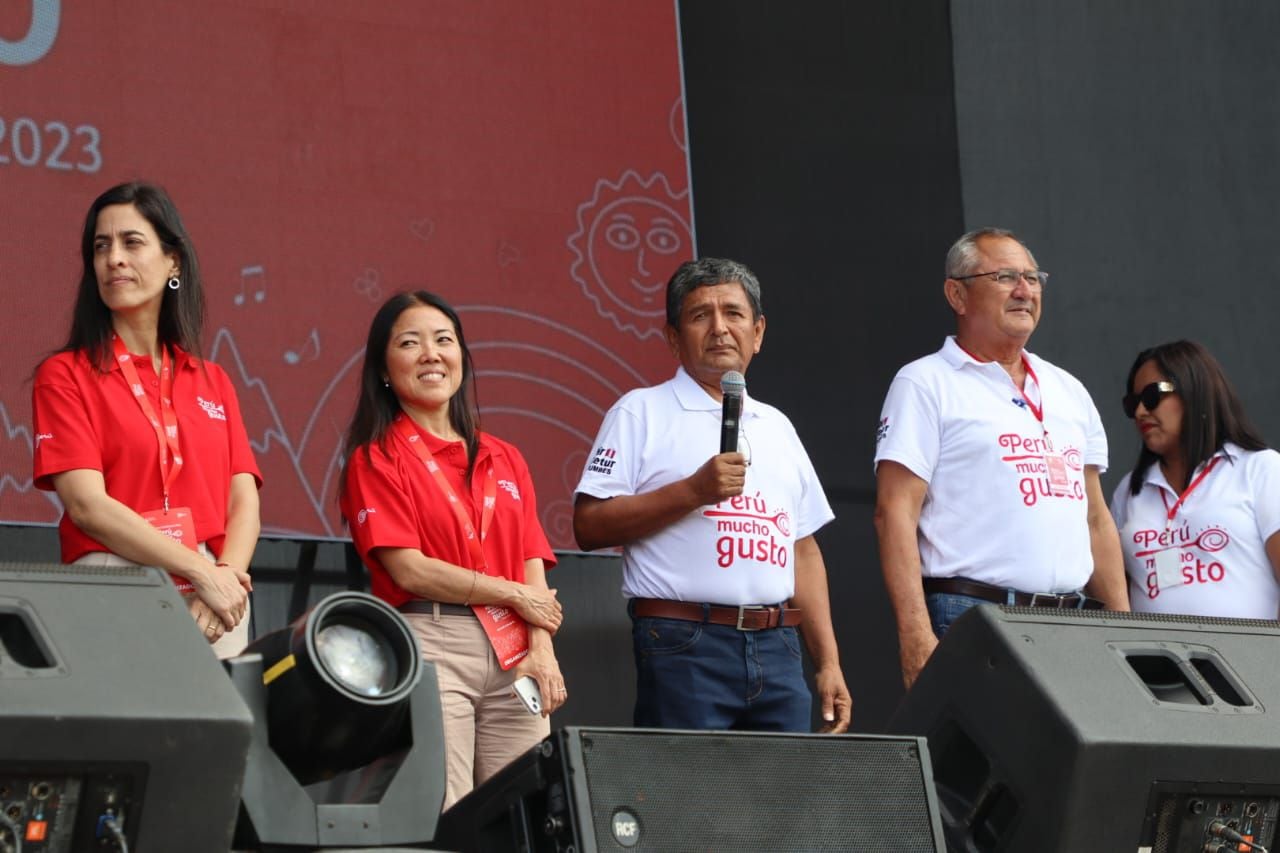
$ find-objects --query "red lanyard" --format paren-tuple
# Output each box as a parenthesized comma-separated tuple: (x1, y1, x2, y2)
(957, 342, 1046, 429)
(1159, 455, 1223, 523)
(112, 335, 183, 512)
(394, 414, 495, 572)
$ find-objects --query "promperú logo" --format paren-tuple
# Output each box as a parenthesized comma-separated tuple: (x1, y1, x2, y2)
(197, 396, 227, 421)
(1, 1, 61, 66)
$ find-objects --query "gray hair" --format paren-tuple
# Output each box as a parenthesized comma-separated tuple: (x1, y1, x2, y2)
(665, 258, 763, 327)
(945, 227, 1037, 279)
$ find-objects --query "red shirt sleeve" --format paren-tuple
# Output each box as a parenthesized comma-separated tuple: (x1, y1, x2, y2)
(342, 442, 427, 560)
(32, 353, 103, 490)
(503, 440, 557, 570)
(213, 366, 262, 486)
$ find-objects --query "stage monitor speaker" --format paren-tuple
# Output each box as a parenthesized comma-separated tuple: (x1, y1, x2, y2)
(434, 726, 946, 852)
(889, 604, 1280, 852)
(0, 562, 253, 853)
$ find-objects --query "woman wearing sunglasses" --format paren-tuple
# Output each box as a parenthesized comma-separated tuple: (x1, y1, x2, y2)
(1110, 340, 1280, 616)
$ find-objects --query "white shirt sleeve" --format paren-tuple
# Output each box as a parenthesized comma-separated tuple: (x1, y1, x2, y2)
(1249, 449, 1280, 543)
(873, 372, 939, 483)
(574, 400, 642, 500)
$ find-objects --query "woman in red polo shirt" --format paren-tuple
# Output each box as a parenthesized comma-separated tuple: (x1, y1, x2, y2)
(339, 290, 565, 808)
(32, 182, 260, 656)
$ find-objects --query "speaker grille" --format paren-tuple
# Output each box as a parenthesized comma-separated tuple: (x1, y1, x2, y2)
(574, 730, 940, 851)
(999, 605, 1280, 630)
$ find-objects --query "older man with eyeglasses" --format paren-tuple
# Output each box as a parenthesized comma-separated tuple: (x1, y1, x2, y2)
(873, 227, 1129, 690)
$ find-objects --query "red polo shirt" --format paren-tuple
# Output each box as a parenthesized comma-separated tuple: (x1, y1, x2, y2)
(32, 347, 262, 562)
(341, 423, 555, 607)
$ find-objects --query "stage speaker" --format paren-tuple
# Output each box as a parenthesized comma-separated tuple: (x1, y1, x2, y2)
(434, 727, 946, 852)
(889, 604, 1280, 852)
(0, 562, 252, 853)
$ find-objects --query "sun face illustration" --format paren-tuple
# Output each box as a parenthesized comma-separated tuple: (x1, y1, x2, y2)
(568, 171, 692, 339)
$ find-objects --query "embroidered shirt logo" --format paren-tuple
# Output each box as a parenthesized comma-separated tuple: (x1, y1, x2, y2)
(35, 432, 53, 447)
(197, 396, 226, 421)
(498, 479, 521, 501)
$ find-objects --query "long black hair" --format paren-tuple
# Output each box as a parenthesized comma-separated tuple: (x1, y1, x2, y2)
(341, 290, 481, 484)
(1125, 340, 1266, 495)
(63, 182, 205, 368)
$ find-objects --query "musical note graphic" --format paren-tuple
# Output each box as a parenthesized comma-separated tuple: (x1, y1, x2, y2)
(410, 218, 435, 243)
(497, 240, 522, 267)
(235, 265, 267, 306)
(284, 328, 320, 365)
(353, 267, 382, 302)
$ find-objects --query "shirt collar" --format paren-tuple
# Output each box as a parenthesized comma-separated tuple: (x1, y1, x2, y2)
(939, 335, 1036, 371)
(106, 342, 196, 373)
(670, 366, 757, 418)
(1140, 443, 1237, 488)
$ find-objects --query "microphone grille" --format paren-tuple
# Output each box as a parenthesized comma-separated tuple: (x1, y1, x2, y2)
(720, 370, 746, 396)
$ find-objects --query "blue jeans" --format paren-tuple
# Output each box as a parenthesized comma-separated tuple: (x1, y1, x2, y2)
(925, 592, 999, 638)
(630, 605, 811, 732)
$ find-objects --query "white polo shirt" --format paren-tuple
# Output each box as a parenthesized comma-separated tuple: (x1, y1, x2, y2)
(575, 367, 834, 605)
(1111, 443, 1280, 618)
(874, 336, 1108, 592)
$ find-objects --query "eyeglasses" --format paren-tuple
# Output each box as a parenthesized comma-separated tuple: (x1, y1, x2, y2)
(952, 269, 1049, 288)
(1122, 380, 1177, 418)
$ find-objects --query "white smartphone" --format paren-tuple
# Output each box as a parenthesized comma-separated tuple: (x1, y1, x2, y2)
(511, 675, 542, 715)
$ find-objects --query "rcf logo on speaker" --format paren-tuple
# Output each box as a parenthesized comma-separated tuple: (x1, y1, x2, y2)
(611, 809, 640, 847)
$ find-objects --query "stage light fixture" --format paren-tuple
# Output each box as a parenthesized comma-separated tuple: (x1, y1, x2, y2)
(228, 591, 446, 849)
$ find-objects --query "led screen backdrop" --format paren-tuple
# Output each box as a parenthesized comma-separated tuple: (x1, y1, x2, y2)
(0, 1, 692, 547)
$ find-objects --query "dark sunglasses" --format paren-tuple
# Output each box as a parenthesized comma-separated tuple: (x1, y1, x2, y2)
(1122, 380, 1177, 419)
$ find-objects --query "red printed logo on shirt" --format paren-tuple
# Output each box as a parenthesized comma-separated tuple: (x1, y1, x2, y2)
(998, 432, 1085, 506)
(703, 493, 791, 569)
(1132, 523, 1231, 599)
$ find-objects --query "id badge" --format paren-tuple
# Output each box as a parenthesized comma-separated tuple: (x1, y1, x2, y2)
(1044, 452, 1071, 496)
(1153, 547, 1184, 591)
(473, 602, 530, 670)
(142, 506, 198, 592)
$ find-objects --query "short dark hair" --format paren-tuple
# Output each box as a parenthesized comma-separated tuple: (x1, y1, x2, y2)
(341, 290, 481, 487)
(1125, 340, 1267, 495)
(665, 258, 763, 327)
(64, 182, 205, 368)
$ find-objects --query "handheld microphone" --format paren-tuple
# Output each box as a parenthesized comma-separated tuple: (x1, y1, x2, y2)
(719, 371, 745, 453)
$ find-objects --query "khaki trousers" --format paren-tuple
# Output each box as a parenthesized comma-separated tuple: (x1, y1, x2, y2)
(72, 546, 251, 658)
(403, 608, 550, 810)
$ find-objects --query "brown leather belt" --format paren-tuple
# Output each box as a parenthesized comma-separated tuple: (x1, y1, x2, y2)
(923, 577, 1104, 610)
(630, 598, 802, 630)
(398, 600, 475, 617)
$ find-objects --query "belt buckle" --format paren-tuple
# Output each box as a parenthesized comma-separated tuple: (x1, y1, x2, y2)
(735, 605, 766, 631)
(1029, 592, 1062, 609)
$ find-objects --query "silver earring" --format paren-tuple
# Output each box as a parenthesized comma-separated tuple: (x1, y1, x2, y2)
(167, 274, 181, 290)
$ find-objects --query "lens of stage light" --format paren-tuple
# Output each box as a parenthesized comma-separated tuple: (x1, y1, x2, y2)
(314, 622, 398, 696)
(240, 592, 423, 784)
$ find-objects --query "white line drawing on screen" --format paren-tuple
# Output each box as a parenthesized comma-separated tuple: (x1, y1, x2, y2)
(497, 240, 521, 267)
(568, 171, 692, 340)
(284, 329, 320, 365)
(353, 267, 382, 302)
(234, 265, 267, 306)
(0, 0, 60, 66)
(410, 218, 435, 243)
(669, 96, 686, 151)
(0, 402, 62, 511)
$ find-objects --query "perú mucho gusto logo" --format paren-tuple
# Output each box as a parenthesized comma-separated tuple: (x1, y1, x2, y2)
(1, 1, 61, 66)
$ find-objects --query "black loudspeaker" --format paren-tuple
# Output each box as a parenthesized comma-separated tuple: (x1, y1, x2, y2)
(435, 727, 946, 852)
(889, 604, 1280, 852)
(0, 562, 252, 852)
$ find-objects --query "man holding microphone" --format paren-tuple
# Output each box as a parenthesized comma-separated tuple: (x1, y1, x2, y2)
(573, 257, 850, 733)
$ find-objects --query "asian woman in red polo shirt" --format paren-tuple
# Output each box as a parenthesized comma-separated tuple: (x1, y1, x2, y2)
(32, 182, 260, 656)
(339, 290, 565, 809)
